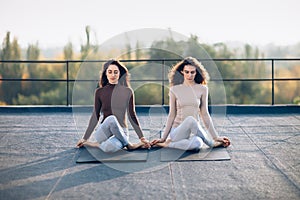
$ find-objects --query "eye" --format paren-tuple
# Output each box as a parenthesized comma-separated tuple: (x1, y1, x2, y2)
(183, 70, 196, 74)
(114, 70, 119, 75)
(107, 70, 113, 74)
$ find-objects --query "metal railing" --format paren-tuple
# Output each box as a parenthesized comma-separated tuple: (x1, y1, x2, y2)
(0, 58, 299, 105)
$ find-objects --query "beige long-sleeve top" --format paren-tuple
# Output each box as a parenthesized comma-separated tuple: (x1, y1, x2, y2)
(162, 84, 219, 140)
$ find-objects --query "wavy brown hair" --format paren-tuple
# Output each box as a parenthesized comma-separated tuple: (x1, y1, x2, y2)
(99, 59, 130, 87)
(169, 57, 209, 86)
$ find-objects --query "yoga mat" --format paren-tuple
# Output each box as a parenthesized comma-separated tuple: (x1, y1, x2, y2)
(160, 147, 230, 161)
(76, 146, 148, 163)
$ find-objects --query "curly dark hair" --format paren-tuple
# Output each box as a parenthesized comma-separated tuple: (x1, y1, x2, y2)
(169, 56, 209, 86)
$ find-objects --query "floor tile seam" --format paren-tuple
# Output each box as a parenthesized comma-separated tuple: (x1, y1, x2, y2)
(168, 163, 177, 200)
(240, 126, 300, 191)
(279, 134, 300, 143)
(0, 136, 69, 148)
(242, 124, 300, 126)
(240, 134, 298, 137)
(168, 163, 189, 200)
(261, 151, 300, 190)
(292, 115, 300, 120)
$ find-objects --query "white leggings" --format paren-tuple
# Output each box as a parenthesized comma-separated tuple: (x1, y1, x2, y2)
(91, 115, 129, 153)
(168, 116, 214, 150)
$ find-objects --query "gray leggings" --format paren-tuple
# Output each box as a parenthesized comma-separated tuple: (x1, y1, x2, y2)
(92, 115, 129, 153)
(168, 116, 214, 150)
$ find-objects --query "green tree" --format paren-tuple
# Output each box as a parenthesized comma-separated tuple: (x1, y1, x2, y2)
(0, 32, 22, 104)
(64, 41, 73, 60)
(135, 41, 142, 60)
(80, 26, 98, 59)
(22, 42, 40, 96)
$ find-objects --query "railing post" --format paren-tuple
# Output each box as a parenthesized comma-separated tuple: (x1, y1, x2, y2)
(162, 60, 165, 105)
(66, 61, 69, 106)
(271, 59, 275, 105)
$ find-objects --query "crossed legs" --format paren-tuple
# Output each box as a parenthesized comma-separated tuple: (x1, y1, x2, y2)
(83, 115, 143, 152)
(158, 116, 215, 150)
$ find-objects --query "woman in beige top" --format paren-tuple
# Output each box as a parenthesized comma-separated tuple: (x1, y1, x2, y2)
(151, 57, 230, 150)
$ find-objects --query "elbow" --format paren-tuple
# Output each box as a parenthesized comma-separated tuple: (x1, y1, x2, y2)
(200, 110, 210, 119)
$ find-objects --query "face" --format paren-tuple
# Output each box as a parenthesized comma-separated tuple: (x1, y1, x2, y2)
(106, 64, 120, 84)
(182, 65, 196, 83)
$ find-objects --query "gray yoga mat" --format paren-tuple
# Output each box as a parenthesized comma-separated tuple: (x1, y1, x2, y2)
(76, 146, 149, 163)
(160, 147, 231, 161)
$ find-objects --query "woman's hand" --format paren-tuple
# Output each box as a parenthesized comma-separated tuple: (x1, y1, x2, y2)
(140, 137, 151, 149)
(215, 137, 231, 147)
(76, 139, 87, 148)
(150, 138, 166, 146)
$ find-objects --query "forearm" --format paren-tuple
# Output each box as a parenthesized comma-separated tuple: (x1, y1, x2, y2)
(161, 130, 170, 141)
(200, 86, 218, 139)
(128, 92, 144, 139)
(162, 90, 176, 141)
(161, 114, 175, 140)
(82, 111, 98, 140)
(201, 112, 219, 139)
(132, 122, 144, 139)
(128, 110, 144, 138)
(83, 89, 101, 140)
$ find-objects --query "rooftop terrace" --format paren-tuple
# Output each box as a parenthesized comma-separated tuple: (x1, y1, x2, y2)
(0, 106, 299, 199)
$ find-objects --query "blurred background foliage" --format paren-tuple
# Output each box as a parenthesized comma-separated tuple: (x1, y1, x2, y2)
(0, 27, 299, 105)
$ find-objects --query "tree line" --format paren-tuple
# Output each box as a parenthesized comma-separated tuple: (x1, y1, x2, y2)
(0, 27, 299, 105)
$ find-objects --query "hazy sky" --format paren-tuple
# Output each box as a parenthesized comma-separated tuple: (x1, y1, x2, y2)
(1, 0, 299, 49)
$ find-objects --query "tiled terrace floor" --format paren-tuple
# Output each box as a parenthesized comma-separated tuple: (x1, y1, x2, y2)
(0, 107, 299, 199)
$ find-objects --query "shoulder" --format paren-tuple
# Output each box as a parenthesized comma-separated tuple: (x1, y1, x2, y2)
(170, 84, 182, 93)
(194, 84, 208, 96)
(118, 85, 133, 94)
(195, 84, 208, 91)
(95, 87, 103, 94)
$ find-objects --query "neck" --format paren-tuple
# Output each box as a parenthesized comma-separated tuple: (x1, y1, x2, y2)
(108, 81, 118, 85)
(183, 80, 195, 86)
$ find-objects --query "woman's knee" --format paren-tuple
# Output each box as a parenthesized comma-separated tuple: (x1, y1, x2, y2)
(189, 136, 203, 150)
(105, 115, 118, 124)
(102, 115, 119, 129)
(99, 141, 120, 153)
(99, 137, 123, 153)
(183, 116, 198, 127)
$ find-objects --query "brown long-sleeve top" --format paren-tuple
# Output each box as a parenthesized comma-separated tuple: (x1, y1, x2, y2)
(82, 83, 144, 140)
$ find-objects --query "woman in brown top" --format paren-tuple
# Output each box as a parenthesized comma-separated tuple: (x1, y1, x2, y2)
(77, 59, 150, 152)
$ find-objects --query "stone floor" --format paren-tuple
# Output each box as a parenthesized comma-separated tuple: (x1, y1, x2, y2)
(0, 108, 299, 200)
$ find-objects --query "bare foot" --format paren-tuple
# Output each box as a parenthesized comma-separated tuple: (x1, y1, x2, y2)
(213, 136, 231, 148)
(82, 141, 100, 148)
(213, 141, 224, 148)
(76, 139, 87, 148)
(127, 142, 144, 150)
(153, 139, 171, 148)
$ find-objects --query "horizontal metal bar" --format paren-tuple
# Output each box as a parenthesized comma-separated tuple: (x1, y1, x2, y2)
(1, 58, 300, 63)
(0, 78, 67, 82)
(1, 78, 299, 82)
